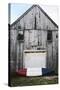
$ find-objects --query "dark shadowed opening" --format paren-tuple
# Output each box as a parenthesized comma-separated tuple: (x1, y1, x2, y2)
(17, 34, 24, 40)
(47, 30, 52, 42)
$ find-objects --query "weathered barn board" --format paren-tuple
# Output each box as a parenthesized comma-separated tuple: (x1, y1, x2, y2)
(47, 43, 53, 69)
(10, 29, 17, 73)
(52, 31, 58, 73)
(16, 41, 24, 71)
(24, 30, 47, 50)
(41, 30, 47, 49)
(10, 5, 58, 74)
(24, 30, 30, 49)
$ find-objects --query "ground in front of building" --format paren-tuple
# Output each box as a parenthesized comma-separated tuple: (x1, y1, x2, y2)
(10, 75, 58, 87)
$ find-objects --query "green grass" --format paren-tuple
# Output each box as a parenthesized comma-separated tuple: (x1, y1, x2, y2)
(10, 75, 58, 87)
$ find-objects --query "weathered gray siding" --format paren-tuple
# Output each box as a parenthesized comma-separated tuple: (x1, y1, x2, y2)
(52, 31, 58, 73)
(10, 29, 17, 73)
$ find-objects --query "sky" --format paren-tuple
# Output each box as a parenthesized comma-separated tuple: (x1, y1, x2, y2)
(10, 3, 59, 25)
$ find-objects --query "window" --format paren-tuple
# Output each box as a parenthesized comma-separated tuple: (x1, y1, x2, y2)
(17, 34, 24, 40)
(18, 26, 21, 29)
(56, 34, 58, 38)
(47, 30, 52, 42)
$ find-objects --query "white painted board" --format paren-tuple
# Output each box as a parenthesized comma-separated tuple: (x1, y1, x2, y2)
(27, 68, 42, 76)
(24, 50, 47, 69)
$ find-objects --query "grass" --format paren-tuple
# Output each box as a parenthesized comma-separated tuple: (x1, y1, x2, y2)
(10, 75, 58, 87)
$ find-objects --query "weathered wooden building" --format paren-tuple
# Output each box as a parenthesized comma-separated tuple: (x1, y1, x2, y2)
(10, 5, 58, 75)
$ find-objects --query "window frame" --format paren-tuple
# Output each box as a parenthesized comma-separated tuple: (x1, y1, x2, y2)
(47, 30, 52, 42)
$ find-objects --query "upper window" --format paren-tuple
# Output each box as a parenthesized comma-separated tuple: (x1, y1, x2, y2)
(56, 34, 58, 38)
(47, 30, 52, 42)
(17, 34, 24, 40)
(18, 26, 21, 30)
(17, 30, 24, 41)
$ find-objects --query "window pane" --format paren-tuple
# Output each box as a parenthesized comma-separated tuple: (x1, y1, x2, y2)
(47, 30, 52, 41)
